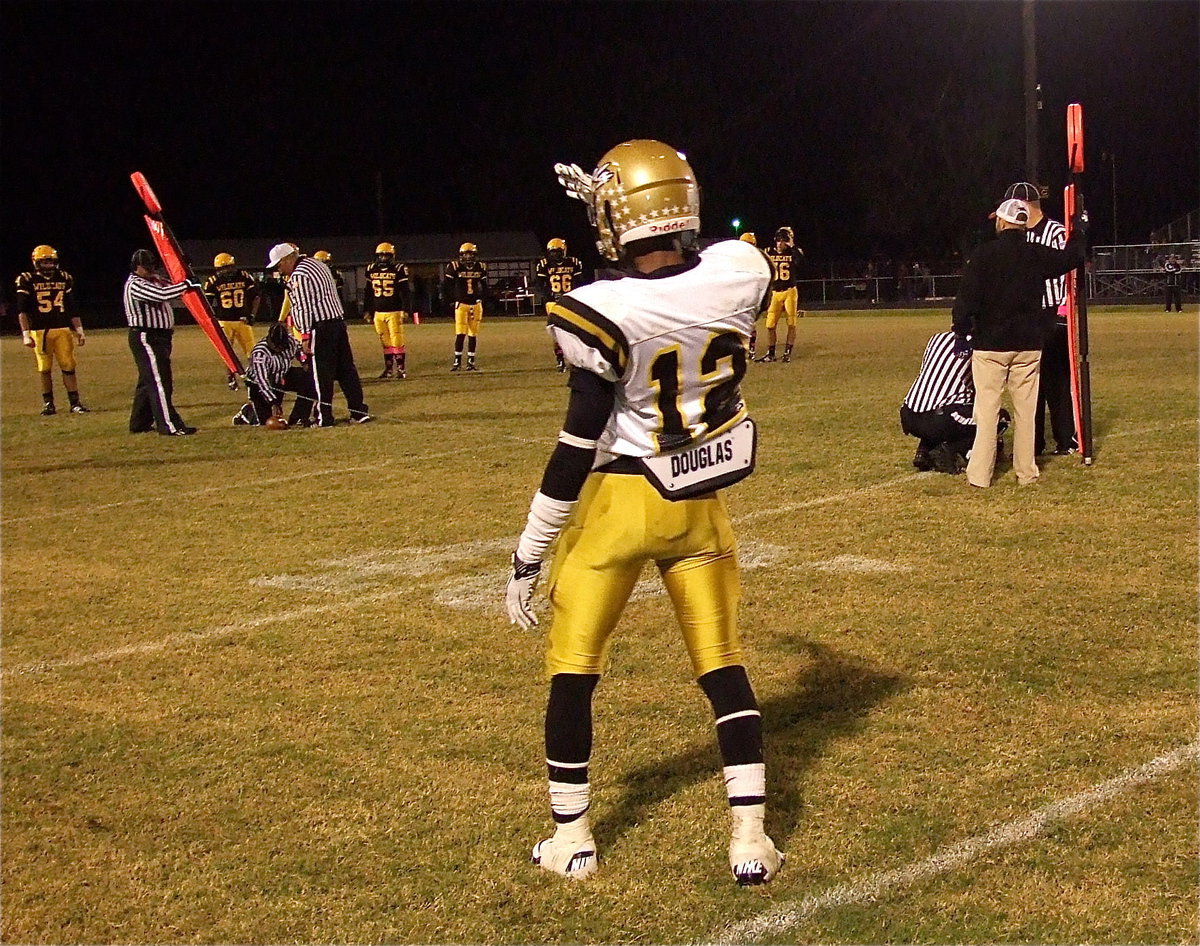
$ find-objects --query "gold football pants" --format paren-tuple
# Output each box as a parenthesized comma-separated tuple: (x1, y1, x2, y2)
(373, 311, 406, 350)
(454, 302, 483, 336)
(219, 321, 255, 358)
(545, 472, 744, 679)
(764, 287, 799, 329)
(31, 328, 76, 373)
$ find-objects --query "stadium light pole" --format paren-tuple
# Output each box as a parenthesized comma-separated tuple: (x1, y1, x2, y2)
(731, 217, 742, 236)
(1023, 0, 1040, 183)
(1108, 151, 1118, 244)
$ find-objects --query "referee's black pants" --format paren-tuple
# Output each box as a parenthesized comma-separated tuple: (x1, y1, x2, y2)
(128, 328, 188, 434)
(1035, 319, 1076, 454)
(239, 368, 318, 425)
(899, 404, 975, 457)
(310, 318, 368, 426)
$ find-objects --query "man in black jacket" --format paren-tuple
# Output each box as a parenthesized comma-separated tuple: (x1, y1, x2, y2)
(952, 198, 1086, 488)
(1164, 254, 1184, 312)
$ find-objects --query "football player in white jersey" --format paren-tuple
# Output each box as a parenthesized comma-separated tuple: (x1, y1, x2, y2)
(504, 139, 784, 886)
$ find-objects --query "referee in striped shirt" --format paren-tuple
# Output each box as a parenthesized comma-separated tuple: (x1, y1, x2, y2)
(124, 248, 197, 435)
(1005, 182, 1076, 455)
(901, 329, 1006, 473)
(267, 243, 370, 427)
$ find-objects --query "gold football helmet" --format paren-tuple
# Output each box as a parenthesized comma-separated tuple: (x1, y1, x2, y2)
(32, 245, 58, 269)
(555, 139, 700, 261)
(547, 238, 567, 253)
(739, 232, 757, 245)
(459, 242, 477, 256)
(774, 226, 794, 246)
(213, 252, 235, 268)
(314, 250, 333, 263)
(373, 243, 393, 257)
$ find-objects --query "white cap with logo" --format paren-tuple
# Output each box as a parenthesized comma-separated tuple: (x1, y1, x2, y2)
(991, 199, 1030, 227)
(266, 242, 300, 268)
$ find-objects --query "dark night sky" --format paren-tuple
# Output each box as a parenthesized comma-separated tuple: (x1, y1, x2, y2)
(3, 0, 1197, 299)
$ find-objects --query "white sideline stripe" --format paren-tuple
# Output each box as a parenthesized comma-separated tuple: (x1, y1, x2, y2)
(707, 741, 1199, 945)
(6, 589, 408, 676)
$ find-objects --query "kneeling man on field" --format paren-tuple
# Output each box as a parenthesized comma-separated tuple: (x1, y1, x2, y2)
(951, 198, 1086, 487)
(900, 329, 1008, 474)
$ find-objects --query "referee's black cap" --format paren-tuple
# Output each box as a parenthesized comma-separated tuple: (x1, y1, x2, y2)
(1004, 182, 1047, 203)
(130, 248, 157, 272)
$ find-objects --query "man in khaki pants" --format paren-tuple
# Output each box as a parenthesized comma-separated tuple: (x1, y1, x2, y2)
(951, 198, 1087, 487)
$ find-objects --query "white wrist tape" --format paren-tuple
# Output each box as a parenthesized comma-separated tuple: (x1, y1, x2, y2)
(516, 491, 576, 564)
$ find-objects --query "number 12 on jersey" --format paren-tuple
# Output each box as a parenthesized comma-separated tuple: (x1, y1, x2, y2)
(649, 331, 748, 452)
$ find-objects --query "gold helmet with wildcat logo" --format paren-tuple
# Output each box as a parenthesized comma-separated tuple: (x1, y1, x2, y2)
(555, 139, 700, 262)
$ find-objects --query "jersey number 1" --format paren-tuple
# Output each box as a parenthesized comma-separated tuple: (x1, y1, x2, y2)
(649, 332, 747, 452)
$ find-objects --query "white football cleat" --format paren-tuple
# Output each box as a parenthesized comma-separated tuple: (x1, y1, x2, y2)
(729, 830, 784, 886)
(531, 833, 598, 879)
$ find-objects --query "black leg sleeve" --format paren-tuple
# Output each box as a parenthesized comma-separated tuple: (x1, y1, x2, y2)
(698, 665, 764, 768)
(545, 673, 600, 783)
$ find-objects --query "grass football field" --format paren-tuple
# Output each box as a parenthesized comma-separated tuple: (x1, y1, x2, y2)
(2, 307, 1196, 944)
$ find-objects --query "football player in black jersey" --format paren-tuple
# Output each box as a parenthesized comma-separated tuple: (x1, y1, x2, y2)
(444, 243, 488, 371)
(15, 245, 89, 415)
(203, 253, 260, 390)
(363, 242, 413, 378)
(758, 227, 805, 363)
(535, 238, 585, 370)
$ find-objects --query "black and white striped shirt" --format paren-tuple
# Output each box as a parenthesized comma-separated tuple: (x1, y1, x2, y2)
(123, 274, 190, 329)
(284, 257, 344, 333)
(1026, 216, 1068, 310)
(904, 331, 974, 415)
(245, 336, 302, 399)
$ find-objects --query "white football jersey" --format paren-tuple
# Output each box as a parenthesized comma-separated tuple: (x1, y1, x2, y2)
(547, 239, 770, 460)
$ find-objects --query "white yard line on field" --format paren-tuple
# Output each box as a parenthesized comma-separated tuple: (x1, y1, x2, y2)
(6, 476, 921, 675)
(735, 473, 924, 523)
(0, 466, 379, 525)
(0, 446, 471, 526)
(6, 590, 408, 676)
(1102, 419, 1198, 439)
(707, 740, 1199, 944)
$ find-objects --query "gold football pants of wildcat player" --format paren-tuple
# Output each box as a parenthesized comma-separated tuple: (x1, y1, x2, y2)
(219, 321, 255, 358)
(454, 302, 483, 337)
(545, 472, 743, 679)
(373, 311, 406, 350)
(31, 328, 76, 373)
(764, 287, 799, 329)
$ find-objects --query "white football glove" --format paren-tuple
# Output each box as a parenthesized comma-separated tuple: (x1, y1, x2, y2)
(505, 553, 542, 630)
